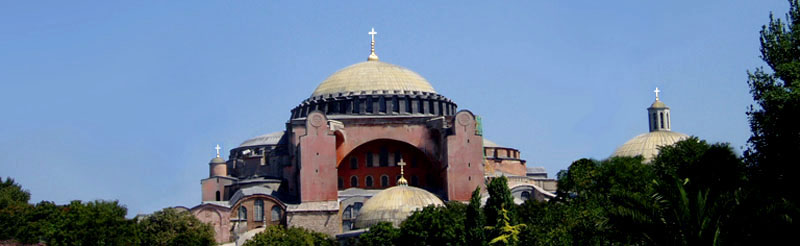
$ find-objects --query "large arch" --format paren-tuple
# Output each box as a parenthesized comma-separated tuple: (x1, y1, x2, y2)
(333, 124, 443, 166)
(337, 139, 443, 192)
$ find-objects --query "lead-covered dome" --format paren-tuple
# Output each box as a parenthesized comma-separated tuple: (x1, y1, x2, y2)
(612, 89, 689, 163)
(311, 61, 436, 98)
(612, 131, 689, 163)
(354, 185, 444, 228)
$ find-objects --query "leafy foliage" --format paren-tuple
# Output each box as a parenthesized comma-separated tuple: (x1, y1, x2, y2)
(484, 176, 514, 232)
(357, 222, 399, 246)
(484, 207, 525, 246)
(397, 202, 467, 246)
(744, 0, 800, 242)
(465, 187, 485, 246)
(243, 225, 336, 246)
(136, 208, 215, 246)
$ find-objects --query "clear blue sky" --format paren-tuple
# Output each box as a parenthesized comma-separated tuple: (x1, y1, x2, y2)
(0, 0, 789, 216)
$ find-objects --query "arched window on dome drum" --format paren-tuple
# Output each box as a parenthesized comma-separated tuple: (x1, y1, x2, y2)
(667, 113, 670, 129)
(238, 206, 247, 221)
(381, 175, 389, 187)
(353, 98, 361, 114)
(417, 99, 424, 114)
(350, 176, 358, 187)
(366, 97, 373, 113)
(652, 113, 657, 130)
(405, 97, 411, 113)
(392, 96, 399, 113)
(215, 191, 220, 201)
(428, 100, 435, 115)
(254, 199, 264, 221)
(438, 101, 443, 116)
(365, 176, 373, 187)
(660, 112, 664, 129)
(350, 157, 358, 170)
(379, 97, 387, 113)
(271, 206, 281, 222)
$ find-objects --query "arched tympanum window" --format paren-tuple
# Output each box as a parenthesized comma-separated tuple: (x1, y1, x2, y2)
(254, 200, 264, 221)
(238, 206, 247, 220)
(381, 175, 389, 187)
(350, 176, 358, 187)
(271, 206, 282, 222)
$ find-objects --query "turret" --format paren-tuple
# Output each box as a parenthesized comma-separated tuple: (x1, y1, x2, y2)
(209, 144, 227, 177)
(647, 87, 671, 132)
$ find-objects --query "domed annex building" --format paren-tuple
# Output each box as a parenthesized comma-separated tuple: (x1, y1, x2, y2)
(184, 30, 557, 244)
(612, 88, 690, 162)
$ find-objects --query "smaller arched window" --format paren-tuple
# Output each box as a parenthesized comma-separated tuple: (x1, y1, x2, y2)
(381, 175, 389, 187)
(238, 206, 247, 221)
(254, 200, 264, 221)
(271, 206, 282, 222)
(366, 176, 374, 187)
(660, 112, 665, 129)
(521, 191, 531, 200)
(350, 176, 358, 187)
(215, 191, 220, 201)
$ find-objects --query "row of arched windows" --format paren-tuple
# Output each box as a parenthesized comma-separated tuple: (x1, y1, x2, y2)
(651, 112, 671, 130)
(237, 199, 282, 223)
(339, 175, 420, 189)
(349, 153, 418, 169)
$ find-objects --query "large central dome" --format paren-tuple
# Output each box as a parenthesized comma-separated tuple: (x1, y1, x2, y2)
(311, 60, 436, 98)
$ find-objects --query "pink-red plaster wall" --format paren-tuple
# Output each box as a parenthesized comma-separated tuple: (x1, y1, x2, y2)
(201, 177, 233, 202)
(445, 111, 486, 201)
(337, 139, 438, 189)
(297, 112, 338, 202)
(333, 123, 440, 166)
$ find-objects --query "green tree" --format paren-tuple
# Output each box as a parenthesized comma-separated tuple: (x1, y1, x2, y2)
(484, 176, 514, 231)
(465, 187, 485, 246)
(0, 177, 32, 241)
(48, 200, 138, 246)
(397, 202, 467, 246)
(243, 225, 335, 246)
(744, 0, 800, 241)
(358, 222, 399, 246)
(608, 138, 748, 245)
(484, 206, 525, 246)
(136, 207, 215, 246)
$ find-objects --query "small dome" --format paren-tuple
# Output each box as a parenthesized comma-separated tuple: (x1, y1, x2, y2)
(311, 61, 436, 98)
(209, 157, 226, 165)
(612, 131, 689, 163)
(354, 185, 444, 228)
(650, 100, 668, 108)
(239, 131, 284, 147)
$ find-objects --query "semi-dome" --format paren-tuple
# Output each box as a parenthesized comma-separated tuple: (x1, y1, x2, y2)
(354, 185, 444, 228)
(612, 131, 689, 163)
(311, 60, 436, 98)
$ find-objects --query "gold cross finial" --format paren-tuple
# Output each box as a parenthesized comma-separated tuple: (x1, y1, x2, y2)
(367, 28, 379, 61)
(397, 158, 408, 186)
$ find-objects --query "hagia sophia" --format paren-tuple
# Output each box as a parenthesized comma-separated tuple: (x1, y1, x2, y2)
(177, 29, 688, 244)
